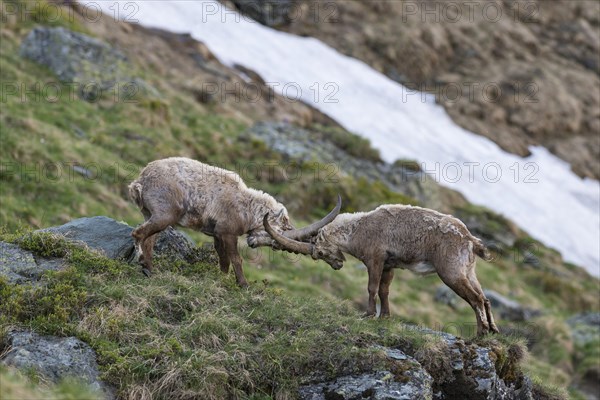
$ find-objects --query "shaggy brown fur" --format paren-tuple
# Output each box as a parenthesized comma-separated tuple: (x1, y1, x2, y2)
(265, 204, 499, 335)
(129, 157, 295, 287)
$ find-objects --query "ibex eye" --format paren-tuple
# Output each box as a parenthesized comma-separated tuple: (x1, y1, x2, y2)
(318, 251, 324, 256)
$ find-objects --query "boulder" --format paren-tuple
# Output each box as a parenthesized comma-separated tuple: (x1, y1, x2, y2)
(300, 329, 534, 400)
(153, 226, 217, 265)
(567, 312, 600, 350)
(566, 313, 600, 400)
(20, 27, 155, 100)
(299, 347, 433, 400)
(40, 216, 209, 265)
(567, 312, 600, 330)
(433, 286, 541, 322)
(1, 331, 114, 399)
(245, 122, 461, 213)
(484, 290, 542, 322)
(434, 285, 460, 309)
(411, 328, 533, 400)
(43, 216, 135, 260)
(0, 242, 65, 284)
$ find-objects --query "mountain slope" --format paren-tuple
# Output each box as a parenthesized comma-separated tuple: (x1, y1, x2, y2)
(0, 1, 598, 397)
(270, 0, 600, 180)
(117, 0, 600, 274)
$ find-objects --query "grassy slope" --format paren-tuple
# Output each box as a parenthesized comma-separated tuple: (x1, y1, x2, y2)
(0, 231, 444, 399)
(0, 2, 598, 398)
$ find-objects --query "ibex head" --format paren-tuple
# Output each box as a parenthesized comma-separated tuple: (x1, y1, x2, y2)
(312, 230, 346, 270)
(263, 196, 346, 270)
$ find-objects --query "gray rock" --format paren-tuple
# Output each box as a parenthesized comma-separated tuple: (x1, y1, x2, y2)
(467, 345, 533, 400)
(153, 226, 217, 265)
(40, 216, 211, 266)
(567, 312, 600, 328)
(43, 216, 135, 260)
(402, 326, 532, 399)
(566, 313, 600, 400)
(0, 242, 65, 284)
(433, 286, 541, 322)
(231, 0, 295, 27)
(20, 26, 126, 85)
(567, 313, 600, 346)
(1, 331, 114, 399)
(299, 371, 431, 400)
(380, 347, 410, 361)
(299, 347, 433, 400)
(0, 242, 37, 283)
(434, 285, 460, 309)
(244, 122, 449, 211)
(20, 27, 155, 100)
(484, 290, 542, 322)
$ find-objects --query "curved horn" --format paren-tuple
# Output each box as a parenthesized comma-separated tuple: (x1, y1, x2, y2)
(263, 214, 314, 255)
(284, 194, 341, 240)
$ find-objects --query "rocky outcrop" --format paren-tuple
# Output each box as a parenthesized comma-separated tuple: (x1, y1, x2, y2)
(485, 290, 542, 322)
(567, 313, 600, 399)
(413, 329, 533, 400)
(434, 286, 541, 322)
(568, 313, 600, 345)
(0, 242, 65, 284)
(244, 121, 466, 213)
(1, 331, 113, 399)
(299, 347, 433, 399)
(41, 216, 214, 265)
(300, 329, 534, 400)
(0, 216, 216, 282)
(43, 216, 135, 260)
(20, 26, 155, 100)
(299, 370, 431, 400)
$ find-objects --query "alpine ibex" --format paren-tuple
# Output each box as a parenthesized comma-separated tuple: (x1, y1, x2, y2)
(264, 204, 499, 335)
(129, 157, 341, 286)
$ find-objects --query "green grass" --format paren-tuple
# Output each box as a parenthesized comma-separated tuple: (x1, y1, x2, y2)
(310, 124, 382, 163)
(0, 17, 416, 230)
(0, 231, 446, 399)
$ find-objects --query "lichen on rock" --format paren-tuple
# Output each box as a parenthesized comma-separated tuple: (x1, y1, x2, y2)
(20, 26, 156, 100)
(1, 331, 114, 399)
(0, 241, 65, 284)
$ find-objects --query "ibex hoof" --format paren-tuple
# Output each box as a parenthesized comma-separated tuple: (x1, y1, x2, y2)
(142, 268, 152, 278)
